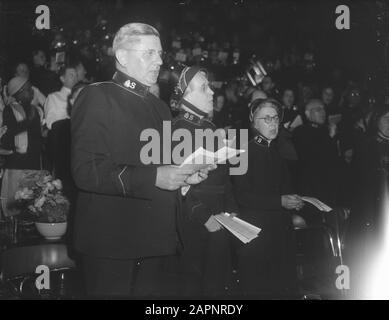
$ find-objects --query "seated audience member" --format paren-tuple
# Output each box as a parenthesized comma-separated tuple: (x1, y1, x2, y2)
(233, 98, 303, 297)
(261, 75, 279, 99)
(349, 105, 389, 245)
(44, 64, 78, 176)
(277, 88, 301, 188)
(0, 77, 43, 217)
(30, 50, 61, 95)
(212, 90, 233, 130)
(14, 62, 46, 111)
(321, 85, 338, 116)
(293, 99, 342, 224)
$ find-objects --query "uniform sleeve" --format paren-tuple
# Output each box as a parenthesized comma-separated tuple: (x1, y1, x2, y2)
(223, 171, 240, 214)
(71, 85, 157, 199)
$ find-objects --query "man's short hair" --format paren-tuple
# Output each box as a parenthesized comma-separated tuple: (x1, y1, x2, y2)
(112, 23, 160, 54)
(58, 62, 77, 77)
(305, 99, 324, 113)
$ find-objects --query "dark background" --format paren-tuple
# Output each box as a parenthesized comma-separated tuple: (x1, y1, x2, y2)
(0, 0, 387, 82)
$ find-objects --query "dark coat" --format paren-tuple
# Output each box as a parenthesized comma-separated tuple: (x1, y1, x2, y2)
(171, 110, 239, 297)
(232, 136, 296, 296)
(1, 104, 42, 170)
(293, 123, 341, 206)
(71, 70, 182, 260)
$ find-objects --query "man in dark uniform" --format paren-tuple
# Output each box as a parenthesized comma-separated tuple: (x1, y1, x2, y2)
(71, 23, 211, 298)
(171, 66, 239, 297)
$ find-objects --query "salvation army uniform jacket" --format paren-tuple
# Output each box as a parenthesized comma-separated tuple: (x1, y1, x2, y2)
(71, 70, 182, 259)
(172, 109, 239, 226)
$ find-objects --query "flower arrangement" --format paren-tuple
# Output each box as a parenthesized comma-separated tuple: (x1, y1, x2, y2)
(14, 171, 69, 223)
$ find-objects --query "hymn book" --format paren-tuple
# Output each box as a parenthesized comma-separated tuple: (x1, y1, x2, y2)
(180, 146, 245, 196)
(213, 213, 261, 244)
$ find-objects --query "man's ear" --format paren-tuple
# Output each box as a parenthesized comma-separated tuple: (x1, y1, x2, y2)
(115, 49, 128, 67)
(59, 75, 65, 85)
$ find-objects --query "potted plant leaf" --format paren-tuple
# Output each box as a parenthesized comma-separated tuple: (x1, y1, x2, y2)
(14, 171, 70, 240)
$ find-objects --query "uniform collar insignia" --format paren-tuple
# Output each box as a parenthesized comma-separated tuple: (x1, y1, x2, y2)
(178, 109, 202, 124)
(254, 134, 271, 147)
(112, 70, 149, 97)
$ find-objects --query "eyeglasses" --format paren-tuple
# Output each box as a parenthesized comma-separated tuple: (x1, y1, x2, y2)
(127, 49, 166, 61)
(255, 115, 280, 124)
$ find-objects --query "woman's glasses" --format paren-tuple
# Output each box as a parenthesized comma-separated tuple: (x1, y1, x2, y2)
(255, 115, 280, 124)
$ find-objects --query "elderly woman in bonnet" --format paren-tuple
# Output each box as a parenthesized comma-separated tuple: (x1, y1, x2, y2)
(0, 76, 43, 219)
(232, 98, 303, 297)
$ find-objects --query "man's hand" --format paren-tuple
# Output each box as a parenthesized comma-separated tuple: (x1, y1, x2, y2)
(156, 165, 195, 191)
(185, 164, 217, 185)
(281, 194, 304, 211)
(204, 215, 222, 232)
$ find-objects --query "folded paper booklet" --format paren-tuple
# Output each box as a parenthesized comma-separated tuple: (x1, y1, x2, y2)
(301, 196, 332, 212)
(213, 213, 261, 244)
(180, 146, 245, 196)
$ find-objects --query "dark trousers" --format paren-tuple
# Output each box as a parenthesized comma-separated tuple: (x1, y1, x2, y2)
(81, 254, 181, 299)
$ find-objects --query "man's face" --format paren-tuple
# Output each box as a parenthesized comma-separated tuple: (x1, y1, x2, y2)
(322, 88, 334, 105)
(16, 64, 30, 79)
(282, 89, 294, 108)
(306, 102, 326, 125)
(348, 89, 361, 107)
(185, 72, 214, 114)
(214, 95, 225, 112)
(262, 76, 274, 93)
(60, 68, 78, 89)
(378, 112, 389, 137)
(33, 51, 46, 67)
(76, 63, 87, 82)
(253, 104, 279, 140)
(120, 35, 163, 86)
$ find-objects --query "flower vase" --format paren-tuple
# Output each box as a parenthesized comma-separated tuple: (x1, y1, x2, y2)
(35, 221, 67, 240)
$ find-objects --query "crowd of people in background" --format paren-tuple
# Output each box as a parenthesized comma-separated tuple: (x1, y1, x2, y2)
(0, 2, 389, 297)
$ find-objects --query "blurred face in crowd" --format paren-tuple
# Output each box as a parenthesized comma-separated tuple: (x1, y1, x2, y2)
(282, 89, 295, 108)
(253, 103, 279, 140)
(322, 87, 334, 106)
(15, 63, 30, 79)
(116, 35, 163, 86)
(60, 68, 78, 89)
(306, 100, 326, 125)
(75, 62, 87, 82)
(347, 89, 361, 107)
(378, 111, 389, 137)
(33, 50, 46, 67)
(262, 76, 274, 93)
(185, 71, 214, 114)
(301, 84, 313, 104)
(14, 81, 34, 106)
(214, 94, 225, 112)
